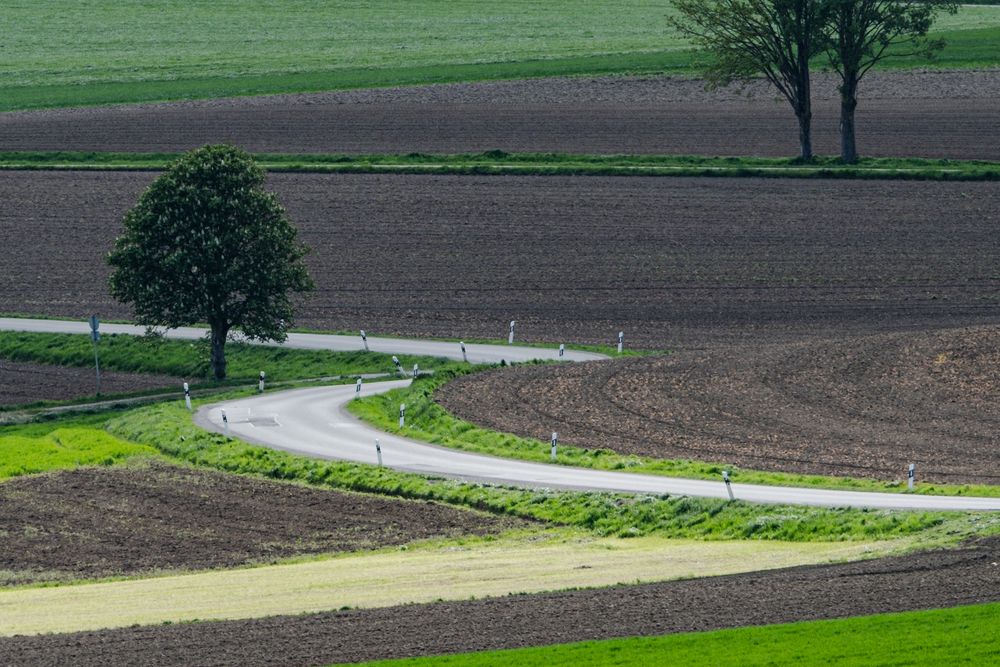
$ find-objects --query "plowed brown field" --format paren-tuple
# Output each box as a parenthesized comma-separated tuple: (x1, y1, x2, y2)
(2, 536, 997, 666)
(439, 326, 1000, 485)
(0, 360, 179, 407)
(0, 463, 523, 585)
(2, 170, 998, 348)
(1, 71, 998, 158)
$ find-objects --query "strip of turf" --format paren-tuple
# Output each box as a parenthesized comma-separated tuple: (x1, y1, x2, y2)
(347, 367, 1000, 498)
(0, 331, 447, 385)
(0, 151, 996, 181)
(346, 601, 1000, 667)
(0, 428, 156, 479)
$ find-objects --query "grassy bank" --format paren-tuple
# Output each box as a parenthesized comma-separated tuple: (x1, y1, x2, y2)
(0, 331, 447, 385)
(0, 427, 156, 479)
(348, 368, 1000, 498)
(1, 151, 997, 181)
(101, 398, 995, 544)
(349, 601, 1000, 667)
(1, 1, 997, 111)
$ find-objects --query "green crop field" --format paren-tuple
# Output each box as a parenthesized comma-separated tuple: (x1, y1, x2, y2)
(350, 601, 1000, 667)
(1, 1, 998, 111)
(0, 427, 156, 479)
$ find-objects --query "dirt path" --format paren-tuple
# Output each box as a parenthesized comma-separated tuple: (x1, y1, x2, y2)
(439, 326, 1000, 485)
(2, 71, 998, 159)
(2, 171, 998, 349)
(2, 536, 996, 666)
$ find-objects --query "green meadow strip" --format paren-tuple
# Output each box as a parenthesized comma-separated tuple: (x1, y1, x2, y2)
(0, 151, 997, 181)
(346, 601, 1000, 667)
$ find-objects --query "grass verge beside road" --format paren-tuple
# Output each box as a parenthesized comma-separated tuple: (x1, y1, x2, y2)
(0, 427, 156, 479)
(1, 151, 997, 181)
(348, 368, 1000, 499)
(104, 398, 995, 544)
(348, 601, 1000, 667)
(0, 331, 447, 385)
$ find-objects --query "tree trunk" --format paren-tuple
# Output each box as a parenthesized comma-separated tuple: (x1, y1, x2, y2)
(839, 74, 859, 163)
(210, 324, 229, 381)
(797, 110, 813, 161)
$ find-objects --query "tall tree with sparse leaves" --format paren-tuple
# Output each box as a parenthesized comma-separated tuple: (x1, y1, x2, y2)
(108, 145, 314, 380)
(824, 0, 956, 163)
(672, 0, 830, 161)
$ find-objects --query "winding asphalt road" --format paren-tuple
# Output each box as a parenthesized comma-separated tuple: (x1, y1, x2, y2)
(5, 317, 1000, 510)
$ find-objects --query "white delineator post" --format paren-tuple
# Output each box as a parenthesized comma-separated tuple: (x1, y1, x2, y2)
(508, 320, 516, 345)
(183, 382, 192, 411)
(360, 329, 369, 352)
(355, 377, 363, 399)
(413, 363, 419, 378)
(617, 331, 624, 354)
(89, 314, 101, 396)
(258, 371, 266, 393)
(550, 432, 558, 460)
(559, 344, 565, 358)
(460, 341, 468, 363)
(722, 470, 735, 501)
(399, 403, 406, 428)
(221, 408, 229, 434)
(375, 439, 383, 467)
(392, 355, 403, 376)
(908, 463, 916, 491)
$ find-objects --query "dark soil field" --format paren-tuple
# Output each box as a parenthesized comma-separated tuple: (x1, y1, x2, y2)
(439, 326, 1000, 485)
(1, 71, 998, 159)
(2, 536, 996, 666)
(2, 171, 998, 349)
(0, 360, 180, 407)
(0, 463, 522, 585)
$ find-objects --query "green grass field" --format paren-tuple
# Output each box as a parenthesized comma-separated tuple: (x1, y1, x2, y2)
(0, 331, 448, 385)
(1, 1, 998, 111)
(0, 427, 156, 479)
(347, 601, 1000, 667)
(2, 151, 997, 181)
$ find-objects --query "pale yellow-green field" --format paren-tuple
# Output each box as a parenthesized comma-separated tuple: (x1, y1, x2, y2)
(0, 533, 899, 637)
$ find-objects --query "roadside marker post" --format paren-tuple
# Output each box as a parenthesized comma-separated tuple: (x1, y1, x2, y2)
(550, 432, 558, 460)
(399, 403, 406, 428)
(617, 331, 624, 354)
(375, 439, 383, 467)
(355, 377, 363, 399)
(460, 341, 468, 363)
(89, 315, 101, 396)
(392, 355, 403, 376)
(221, 408, 229, 434)
(183, 382, 192, 411)
(559, 344, 565, 358)
(908, 463, 916, 491)
(258, 371, 266, 393)
(412, 363, 419, 379)
(360, 329, 369, 352)
(508, 320, 516, 345)
(722, 470, 735, 501)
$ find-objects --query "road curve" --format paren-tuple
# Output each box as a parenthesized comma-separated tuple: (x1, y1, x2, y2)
(0, 318, 606, 364)
(7, 317, 1000, 509)
(196, 381, 1000, 511)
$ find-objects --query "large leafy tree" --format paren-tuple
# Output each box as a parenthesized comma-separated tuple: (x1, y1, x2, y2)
(824, 0, 956, 163)
(672, 0, 830, 160)
(108, 145, 314, 380)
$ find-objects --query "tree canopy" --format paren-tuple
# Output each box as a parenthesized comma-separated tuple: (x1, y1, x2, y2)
(672, 0, 830, 160)
(108, 144, 314, 380)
